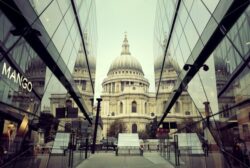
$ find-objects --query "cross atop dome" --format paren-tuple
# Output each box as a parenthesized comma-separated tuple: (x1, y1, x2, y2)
(121, 32, 131, 55)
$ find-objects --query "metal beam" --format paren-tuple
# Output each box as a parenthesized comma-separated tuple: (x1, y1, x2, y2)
(156, 0, 182, 98)
(70, 0, 95, 95)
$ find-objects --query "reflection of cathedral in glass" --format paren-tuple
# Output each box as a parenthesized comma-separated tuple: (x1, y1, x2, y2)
(50, 32, 96, 117)
(101, 35, 199, 137)
(214, 54, 236, 119)
(13, 56, 46, 113)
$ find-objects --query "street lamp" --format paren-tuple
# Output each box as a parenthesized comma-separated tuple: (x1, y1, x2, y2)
(107, 114, 110, 151)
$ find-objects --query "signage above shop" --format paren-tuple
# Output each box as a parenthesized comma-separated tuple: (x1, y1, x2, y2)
(1, 62, 33, 92)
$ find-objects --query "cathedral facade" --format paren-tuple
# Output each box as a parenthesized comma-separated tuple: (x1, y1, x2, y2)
(49, 34, 200, 139)
(101, 35, 199, 138)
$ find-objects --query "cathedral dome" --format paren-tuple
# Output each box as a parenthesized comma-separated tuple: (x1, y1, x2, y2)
(214, 55, 228, 73)
(108, 34, 144, 75)
(154, 54, 180, 72)
(75, 47, 96, 70)
(26, 57, 46, 73)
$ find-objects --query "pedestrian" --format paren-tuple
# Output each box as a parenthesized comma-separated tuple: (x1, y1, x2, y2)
(233, 143, 244, 166)
(202, 140, 209, 156)
(0, 146, 4, 165)
(140, 145, 144, 156)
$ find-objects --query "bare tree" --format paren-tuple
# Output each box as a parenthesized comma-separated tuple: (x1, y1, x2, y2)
(108, 120, 127, 138)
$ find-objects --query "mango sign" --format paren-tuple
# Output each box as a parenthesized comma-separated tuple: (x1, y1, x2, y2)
(2, 62, 32, 92)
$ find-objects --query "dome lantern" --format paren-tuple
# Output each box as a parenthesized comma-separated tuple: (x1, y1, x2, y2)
(108, 34, 144, 75)
(121, 33, 131, 55)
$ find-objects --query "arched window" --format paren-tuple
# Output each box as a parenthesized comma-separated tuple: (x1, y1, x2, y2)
(120, 102, 123, 114)
(132, 101, 137, 113)
(145, 102, 147, 114)
(163, 101, 167, 113)
(132, 124, 137, 133)
(111, 112, 115, 116)
(82, 80, 86, 91)
(175, 101, 180, 113)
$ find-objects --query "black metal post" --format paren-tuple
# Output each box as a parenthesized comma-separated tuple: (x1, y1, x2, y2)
(174, 135, 179, 166)
(68, 130, 75, 168)
(107, 114, 109, 152)
(85, 138, 88, 159)
(91, 98, 102, 154)
(71, 131, 75, 168)
(203, 102, 210, 127)
(68, 132, 72, 167)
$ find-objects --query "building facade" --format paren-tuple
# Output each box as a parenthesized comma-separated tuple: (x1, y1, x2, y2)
(101, 35, 199, 138)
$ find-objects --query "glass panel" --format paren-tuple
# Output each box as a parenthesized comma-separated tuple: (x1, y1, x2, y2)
(39, 0, 63, 37)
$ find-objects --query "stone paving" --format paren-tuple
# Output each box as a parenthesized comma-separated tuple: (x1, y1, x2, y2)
(76, 152, 173, 168)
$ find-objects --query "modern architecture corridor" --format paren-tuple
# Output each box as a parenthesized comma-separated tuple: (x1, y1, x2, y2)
(76, 152, 174, 168)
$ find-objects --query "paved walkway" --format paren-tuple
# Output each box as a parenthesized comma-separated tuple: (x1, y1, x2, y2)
(76, 152, 174, 168)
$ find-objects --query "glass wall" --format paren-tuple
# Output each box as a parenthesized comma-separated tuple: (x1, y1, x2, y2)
(154, 0, 250, 167)
(0, 0, 97, 167)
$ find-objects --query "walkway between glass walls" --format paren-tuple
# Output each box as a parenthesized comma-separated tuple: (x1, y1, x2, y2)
(76, 152, 174, 168)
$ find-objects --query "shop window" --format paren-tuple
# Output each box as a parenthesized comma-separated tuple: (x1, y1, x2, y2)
(170, 122, 177, 129)
(243, 124, 249, 139)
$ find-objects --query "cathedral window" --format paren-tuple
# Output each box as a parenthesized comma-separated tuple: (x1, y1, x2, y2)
(132, 101, 137, 113)
(132, 124, 137, 133)
(120, 102, 123, 113)
(175, 101, 180, 113)
(163, 101, 167, 112)
(109, 84, 111, 93)
(112, 83, 115, 93)
(82, 80, 86, 91)
(121, 82, 124, 91)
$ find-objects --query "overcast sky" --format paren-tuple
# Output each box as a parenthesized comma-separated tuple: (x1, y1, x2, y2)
(94, 0, 157, 99)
